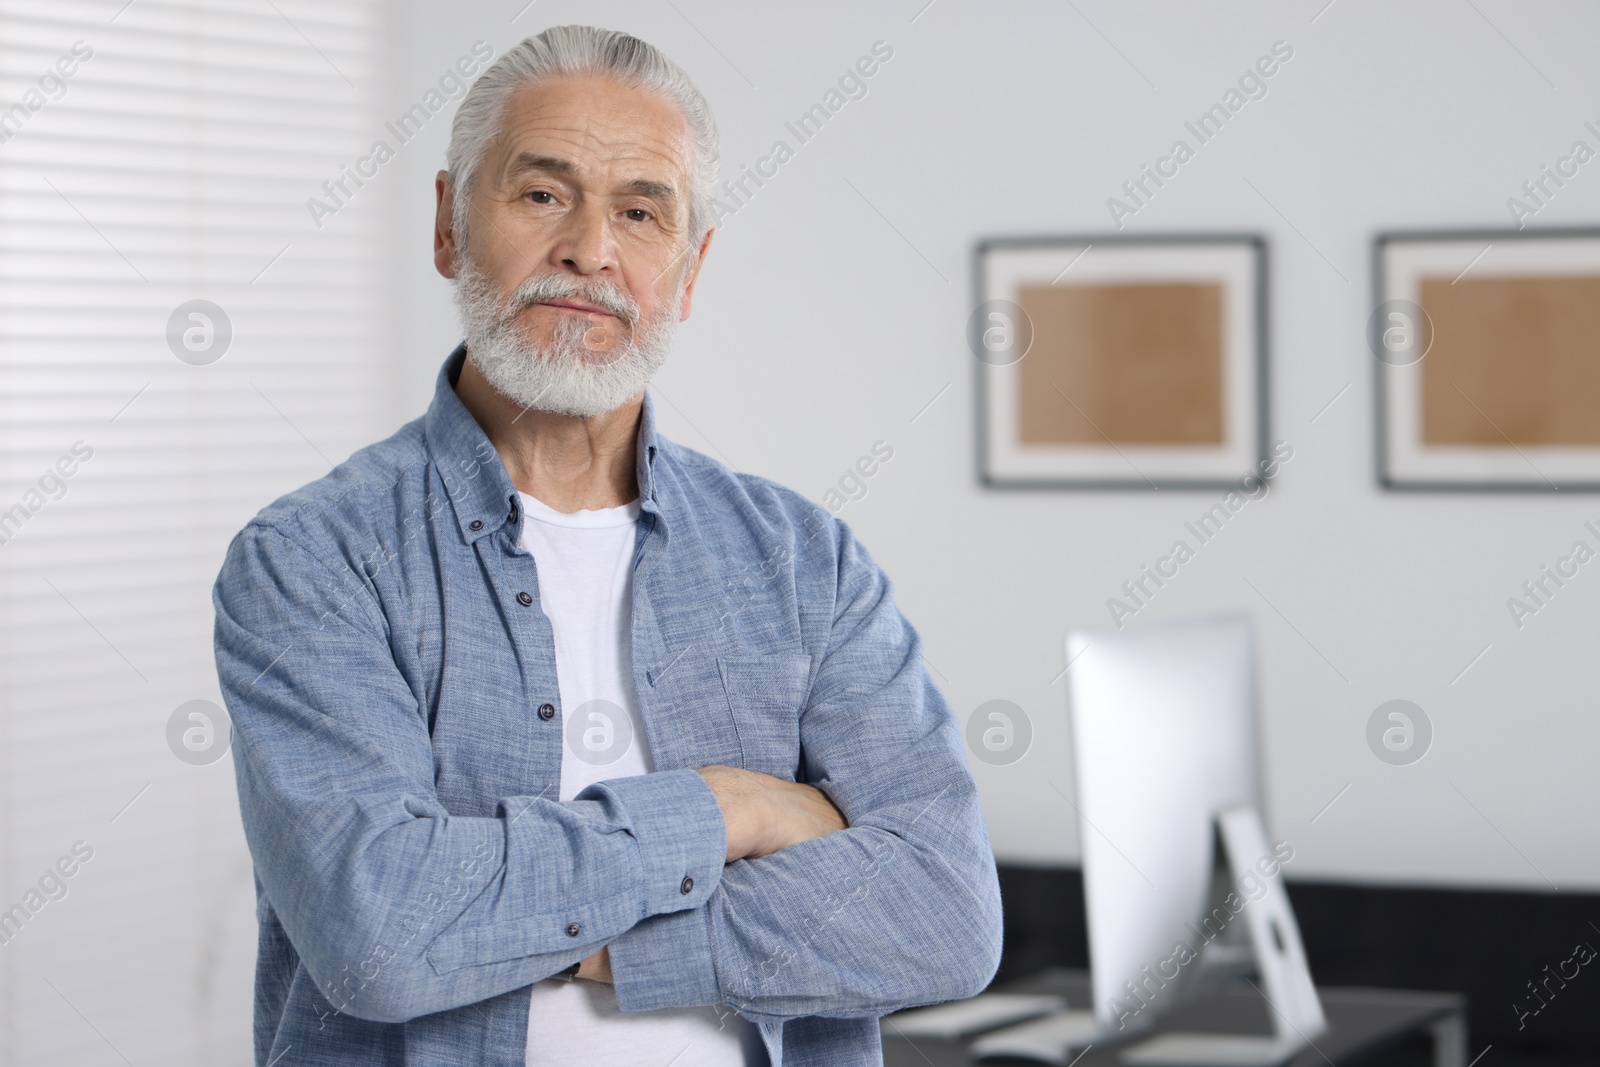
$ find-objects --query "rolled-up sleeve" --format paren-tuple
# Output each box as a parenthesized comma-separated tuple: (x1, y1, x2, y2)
(607, 517, 1004, 1021)
(215, 522, 727, 1025)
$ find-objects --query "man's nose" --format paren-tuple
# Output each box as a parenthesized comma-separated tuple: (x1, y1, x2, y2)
(551, 199, 618, 276)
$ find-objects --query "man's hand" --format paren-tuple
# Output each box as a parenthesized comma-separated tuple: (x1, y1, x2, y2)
(696, 765, 847, 862)
(572, 770, 843, 985)
(576, 946, 611, 983)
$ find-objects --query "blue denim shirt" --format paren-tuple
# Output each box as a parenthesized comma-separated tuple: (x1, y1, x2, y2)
(213, 347, 1003, 1067)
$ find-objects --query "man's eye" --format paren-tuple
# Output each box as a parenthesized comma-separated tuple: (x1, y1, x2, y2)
(624, 208, 652, 222)
(527, 191, 555, 204)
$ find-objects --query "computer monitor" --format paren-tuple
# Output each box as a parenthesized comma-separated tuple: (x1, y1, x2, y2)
(1064, 614, 1324, 1064)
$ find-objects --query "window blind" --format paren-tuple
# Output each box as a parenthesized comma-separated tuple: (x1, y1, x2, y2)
(0, 1, 394, 1062)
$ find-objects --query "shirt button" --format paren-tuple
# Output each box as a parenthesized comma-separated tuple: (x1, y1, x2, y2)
(517, 591, 533, 606)
(680, 876, 695, 895)
(538, 703, 556, 721)
(469, 519, 483, 531)
(565, 923, 581, 938)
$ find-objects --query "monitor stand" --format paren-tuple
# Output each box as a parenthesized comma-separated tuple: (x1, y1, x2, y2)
(1118, 807, 1327, 1067)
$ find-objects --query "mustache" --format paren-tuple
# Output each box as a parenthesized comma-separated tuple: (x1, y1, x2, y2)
(504, 273, 640, 326)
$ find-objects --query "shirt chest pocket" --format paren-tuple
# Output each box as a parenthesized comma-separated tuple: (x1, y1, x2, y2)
(717, 652, 813, 782)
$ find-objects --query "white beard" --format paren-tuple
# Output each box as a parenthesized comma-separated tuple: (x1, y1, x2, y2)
(452, 257, 682, 418)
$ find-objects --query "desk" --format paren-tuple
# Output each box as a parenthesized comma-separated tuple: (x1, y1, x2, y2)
(881, 969, 1467, 1067)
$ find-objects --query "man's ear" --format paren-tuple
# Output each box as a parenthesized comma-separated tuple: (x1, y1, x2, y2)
(677, 227, 715, 321)
(434, 171, 459, 279)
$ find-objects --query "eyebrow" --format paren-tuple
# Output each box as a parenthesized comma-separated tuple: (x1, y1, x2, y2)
(506, 153, 680, 206)
(621, 178, 678, 203)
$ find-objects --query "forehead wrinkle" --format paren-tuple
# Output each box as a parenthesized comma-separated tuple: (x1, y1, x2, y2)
(489, 81, 692, 197)
(502, 115, 683, 166)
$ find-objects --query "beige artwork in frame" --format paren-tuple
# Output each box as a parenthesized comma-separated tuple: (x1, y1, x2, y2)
(975, 235, 1268, 489)
(1375, 229, 1600, 490)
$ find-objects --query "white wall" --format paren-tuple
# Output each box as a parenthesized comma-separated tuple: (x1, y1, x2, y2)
(391, 0, 1600, 890)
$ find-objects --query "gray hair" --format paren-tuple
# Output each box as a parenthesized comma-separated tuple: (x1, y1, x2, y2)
(445, 25, 719, 254)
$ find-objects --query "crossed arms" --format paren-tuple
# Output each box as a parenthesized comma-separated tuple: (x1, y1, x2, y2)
(213, 518, 1002, 1026)
(574, 765, 851, 981)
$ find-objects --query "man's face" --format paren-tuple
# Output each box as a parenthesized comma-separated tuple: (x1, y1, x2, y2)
(436, 72, 707, 363)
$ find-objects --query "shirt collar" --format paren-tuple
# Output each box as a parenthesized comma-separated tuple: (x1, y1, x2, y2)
(424, 344, 663, 545)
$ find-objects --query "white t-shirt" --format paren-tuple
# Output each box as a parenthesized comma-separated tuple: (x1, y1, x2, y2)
(517, 489, 759, 1067)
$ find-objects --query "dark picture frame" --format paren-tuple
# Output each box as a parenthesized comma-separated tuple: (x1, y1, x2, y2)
(1374, 227, 1600, 492)
(974, 233, 1270, 491)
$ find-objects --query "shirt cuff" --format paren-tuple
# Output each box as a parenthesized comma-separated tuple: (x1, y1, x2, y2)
(608, 901, 720, 1012)
(576, 767, 726, 919)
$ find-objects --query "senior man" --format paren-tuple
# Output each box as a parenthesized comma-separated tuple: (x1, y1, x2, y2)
(214, 24, 1001, 1067)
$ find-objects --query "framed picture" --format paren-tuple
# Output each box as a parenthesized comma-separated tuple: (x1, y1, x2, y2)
(1375, 228, 1600, 491)
(974, 234, 1268, 490)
